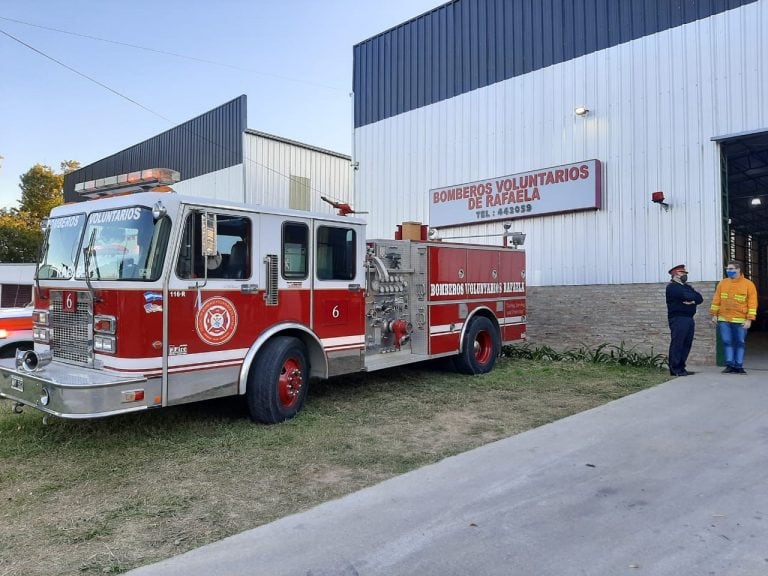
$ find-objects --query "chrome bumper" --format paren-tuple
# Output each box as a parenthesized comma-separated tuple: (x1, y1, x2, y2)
(0, 358, 158, 419)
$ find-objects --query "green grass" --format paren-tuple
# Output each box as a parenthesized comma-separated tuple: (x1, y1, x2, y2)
(0, 358, 669, 575)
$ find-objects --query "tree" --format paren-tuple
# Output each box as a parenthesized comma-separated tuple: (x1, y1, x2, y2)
(18, 164, 64, 221)
(0, 209, 41, 263)
(0, 161, 79, 263)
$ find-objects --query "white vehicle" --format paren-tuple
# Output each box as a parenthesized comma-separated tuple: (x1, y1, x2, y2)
(0, 304, 33, 359)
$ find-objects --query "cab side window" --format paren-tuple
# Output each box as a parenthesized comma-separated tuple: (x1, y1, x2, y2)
(176, 213, 252, 280)
(316, 226, 355, 281)
(282, 222, 308, 280)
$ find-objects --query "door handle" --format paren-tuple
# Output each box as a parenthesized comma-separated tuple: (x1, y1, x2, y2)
(240, 284, 260, 294)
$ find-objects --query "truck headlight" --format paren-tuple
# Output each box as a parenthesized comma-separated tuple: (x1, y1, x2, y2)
(94, 335, 116, 354)
(33, 327, 51, 343)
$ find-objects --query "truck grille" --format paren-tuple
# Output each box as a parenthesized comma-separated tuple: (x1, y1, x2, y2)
(50, 291, 93, 365)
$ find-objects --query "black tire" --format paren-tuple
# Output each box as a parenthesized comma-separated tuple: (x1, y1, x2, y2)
(453, 316, 501, 375)
(246, 336, 309, 424)
(0, 342, 33, 359)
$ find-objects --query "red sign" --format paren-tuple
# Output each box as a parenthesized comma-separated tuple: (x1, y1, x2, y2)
(62, 291, 78, 313)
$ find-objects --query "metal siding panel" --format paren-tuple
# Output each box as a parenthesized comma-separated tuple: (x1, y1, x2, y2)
(425, 14, 435, 107)
(512, 0, 524, 76)
(578, 0, 592, 56)
(64, 97, 244, 200)
(444, 8, 454, 102)
(409, 23, 419, 112)
(478, 0, 489, 89)
(354, 1, 765, 285)
(493, 0, 506, 80)
(531, 0, 543, 71)
(460, 0, 471, 93)
(438, 9, 448, 102)
(595, 0, 610, 51)
(551, 0, 564, 66)
(502, 0, 514, 78)
(353, 0, 759, 128)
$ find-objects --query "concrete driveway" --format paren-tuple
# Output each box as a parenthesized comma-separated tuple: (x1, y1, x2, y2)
(128, 366, 768, 576)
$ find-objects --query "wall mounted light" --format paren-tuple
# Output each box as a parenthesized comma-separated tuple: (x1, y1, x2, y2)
(751, 197, 762, 206)
(574, 107, 590, 116)
(652, 191, 670, 212)
(510, 232, 526, 248)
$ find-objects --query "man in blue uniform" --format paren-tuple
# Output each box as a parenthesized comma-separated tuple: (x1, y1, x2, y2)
(666, 264, 703, 376)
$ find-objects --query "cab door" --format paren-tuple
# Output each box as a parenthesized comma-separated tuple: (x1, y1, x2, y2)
(312, 221, 366, 376)
(165, 206, 259, 405)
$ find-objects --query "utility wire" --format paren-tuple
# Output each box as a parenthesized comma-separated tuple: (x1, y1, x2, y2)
(0, 28, 174, 124)
(0, 27, 350, 202)
(0, 15, 346, 93)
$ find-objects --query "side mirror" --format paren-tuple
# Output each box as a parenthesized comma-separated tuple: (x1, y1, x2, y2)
(201, 213, 218, 258)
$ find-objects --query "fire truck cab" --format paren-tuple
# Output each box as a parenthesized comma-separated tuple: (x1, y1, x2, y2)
(0, 169, 526, 423)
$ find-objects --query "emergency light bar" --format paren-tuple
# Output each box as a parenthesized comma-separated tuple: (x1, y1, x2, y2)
(75, 168, 180, 199)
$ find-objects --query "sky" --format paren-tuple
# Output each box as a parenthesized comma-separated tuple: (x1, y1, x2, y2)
(0, 0, 442, 210)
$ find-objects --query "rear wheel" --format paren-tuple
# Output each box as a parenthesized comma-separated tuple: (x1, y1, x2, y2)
(247, 336, 309, 423)
(454, 316, 501, 375)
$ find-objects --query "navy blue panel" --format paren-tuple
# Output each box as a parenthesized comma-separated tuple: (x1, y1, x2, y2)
(353, 0, 758, 128)
(63, 96, 246, 202)
(512, 0, 524, 76)
(493, 0, 505, 83)
(476, 0, 486, 89)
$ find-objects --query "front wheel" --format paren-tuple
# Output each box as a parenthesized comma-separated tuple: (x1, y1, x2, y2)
(453, 316, 501, 375)
(247, 336, 309, 424)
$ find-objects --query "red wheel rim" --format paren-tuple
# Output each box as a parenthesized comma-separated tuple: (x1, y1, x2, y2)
(278, 357, 303, 409)
(473, 330, 493, 365)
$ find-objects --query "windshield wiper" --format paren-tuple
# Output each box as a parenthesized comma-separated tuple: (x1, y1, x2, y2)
(34, 226, 51, 300)
(83, 229, 102, 302)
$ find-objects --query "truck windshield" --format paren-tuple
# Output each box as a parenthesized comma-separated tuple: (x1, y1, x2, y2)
(75, 207, 171, 281)
(37, 214, 86, 280)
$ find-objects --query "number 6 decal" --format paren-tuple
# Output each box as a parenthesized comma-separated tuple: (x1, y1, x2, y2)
(331, 305, 340, 319)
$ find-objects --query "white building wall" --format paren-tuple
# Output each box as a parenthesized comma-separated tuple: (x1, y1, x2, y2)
(173, 165, 244, 203)
(353, 1, 768, 286)
(244, 132, 352, 212)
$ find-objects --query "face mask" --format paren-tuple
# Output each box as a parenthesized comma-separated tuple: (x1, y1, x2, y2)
(679, 274, 688, 283)
(726, 270, 737, 279)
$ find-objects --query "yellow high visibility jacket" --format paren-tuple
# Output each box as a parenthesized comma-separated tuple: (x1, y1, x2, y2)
(709, 276, 758, 323)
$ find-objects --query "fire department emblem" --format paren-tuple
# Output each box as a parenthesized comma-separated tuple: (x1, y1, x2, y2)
(195, 297, 238, 346)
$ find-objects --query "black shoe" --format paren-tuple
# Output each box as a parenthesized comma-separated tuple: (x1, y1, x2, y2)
(680, 370, 695, 376)
(734, 367, 747, 374)
(722, 366, 736, 373)
(670, 371, 687, 377)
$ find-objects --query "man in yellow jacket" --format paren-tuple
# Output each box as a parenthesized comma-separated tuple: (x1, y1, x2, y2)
(709, 260, 758, 374)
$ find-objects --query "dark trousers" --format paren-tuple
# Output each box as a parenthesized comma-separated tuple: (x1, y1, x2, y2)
(668, 316, 695, 374)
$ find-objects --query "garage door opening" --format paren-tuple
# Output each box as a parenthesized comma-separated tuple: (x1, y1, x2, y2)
(718, 130, 768, 370)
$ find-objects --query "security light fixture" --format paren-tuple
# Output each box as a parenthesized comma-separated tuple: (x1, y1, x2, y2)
(574, 107, 590, 116)
(751, 197, 762, 206)
(510, 232, 526, 248)
(652, 191, 670, 211)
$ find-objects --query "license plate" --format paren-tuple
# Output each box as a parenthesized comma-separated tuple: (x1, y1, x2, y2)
(10, 375, 23, 392)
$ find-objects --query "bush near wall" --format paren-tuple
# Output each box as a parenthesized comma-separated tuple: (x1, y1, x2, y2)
(526, 282, 718, 365)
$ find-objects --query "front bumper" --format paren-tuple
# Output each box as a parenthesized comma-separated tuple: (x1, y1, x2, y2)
(0, 358, 156, 419)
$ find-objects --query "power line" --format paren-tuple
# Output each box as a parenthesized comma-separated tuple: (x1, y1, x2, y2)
(0, 15, 346, 93)
(0, 27, 350, 201)
(0, 28, 174, 124)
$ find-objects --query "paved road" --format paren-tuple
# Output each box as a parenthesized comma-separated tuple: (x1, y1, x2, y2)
(129, 367, 768, 576)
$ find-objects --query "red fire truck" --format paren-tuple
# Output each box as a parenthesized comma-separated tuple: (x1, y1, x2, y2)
(0, 169, 526, 423)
